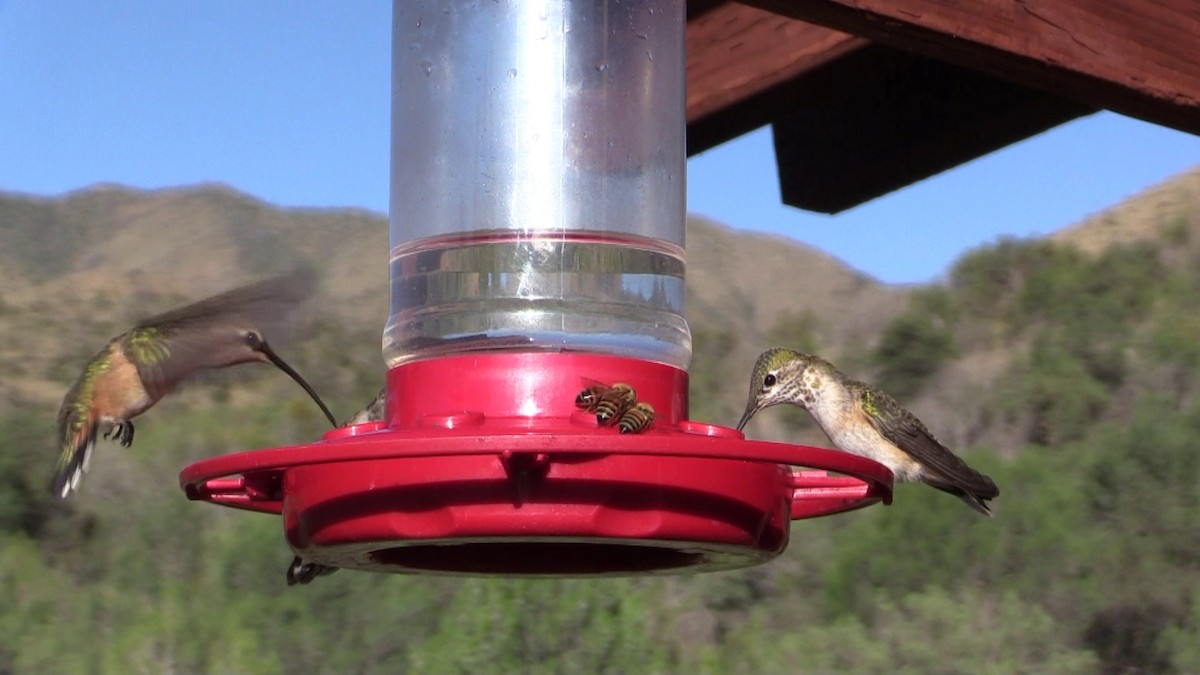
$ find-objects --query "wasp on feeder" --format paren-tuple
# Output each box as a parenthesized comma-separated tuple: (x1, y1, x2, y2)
(617, 401, 655, 434)
(574, 380, 653, 433)
(575, 380, 635, 423)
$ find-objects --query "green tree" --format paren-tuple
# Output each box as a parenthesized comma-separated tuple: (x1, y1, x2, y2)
(689, 326, 737, 424)
(723, 587, 1097, 674)
(409, 579, 670, 674)
(999, 336, 1110, 446)
(871, 310, 956, 399)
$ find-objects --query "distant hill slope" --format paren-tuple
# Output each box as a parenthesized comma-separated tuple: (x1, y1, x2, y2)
(687, 214, 904, 349)
(0, 184, 903, 433)
(1052, 167, 1200, 254)
(3, 164, 1197, 441)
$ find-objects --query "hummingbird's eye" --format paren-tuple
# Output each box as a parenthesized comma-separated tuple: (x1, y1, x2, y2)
(763, 373, 776, 388)
(243, 331, 262, 348)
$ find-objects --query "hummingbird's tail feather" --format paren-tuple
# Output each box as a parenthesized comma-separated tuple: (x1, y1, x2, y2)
(942, 485, 994, 517)
(51, 420, 99, 499)
(925, 473, 998, 517)
(286, 555, 339, 585)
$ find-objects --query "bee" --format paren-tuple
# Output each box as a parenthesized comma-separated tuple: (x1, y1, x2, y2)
(575, 384, 609, 412)
(594, 382, 637, 426)
(574, 380, 638, 426)
(618, 401, 655, 434)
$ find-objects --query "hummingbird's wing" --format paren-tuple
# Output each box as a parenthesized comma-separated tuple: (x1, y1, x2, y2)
(854, 383, 1000, 502)
(124, 269, 318, 396)
(134, 268, 316, 332)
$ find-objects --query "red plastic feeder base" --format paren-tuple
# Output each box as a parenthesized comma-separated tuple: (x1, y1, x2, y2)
(180, 353, 893, 576)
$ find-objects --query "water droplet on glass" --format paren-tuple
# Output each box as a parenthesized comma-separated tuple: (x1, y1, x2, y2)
(594, 60, 608, 73)
(420, 59, 433, 76)
(507, 68, 517, 78)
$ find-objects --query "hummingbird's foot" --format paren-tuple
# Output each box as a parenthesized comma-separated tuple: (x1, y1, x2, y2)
(106, 421, 135, 447)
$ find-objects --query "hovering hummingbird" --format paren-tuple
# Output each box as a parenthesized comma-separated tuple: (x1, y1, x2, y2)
(286, 385, 387, 586)
(737, 348, 999, 516)
(52, 269, 337, 499)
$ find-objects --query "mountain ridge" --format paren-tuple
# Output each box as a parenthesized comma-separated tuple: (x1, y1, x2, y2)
(2, 163, 1198, 439)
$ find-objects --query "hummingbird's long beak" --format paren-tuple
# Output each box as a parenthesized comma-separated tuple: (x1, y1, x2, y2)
(735, 406, 755, 433)
(259, 343, 338, 427)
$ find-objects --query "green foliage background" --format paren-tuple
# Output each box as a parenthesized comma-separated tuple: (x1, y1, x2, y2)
(4, 190, 1200, 673)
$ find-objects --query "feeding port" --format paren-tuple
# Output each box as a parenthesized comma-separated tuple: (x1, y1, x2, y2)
(180, 0, 894, 577)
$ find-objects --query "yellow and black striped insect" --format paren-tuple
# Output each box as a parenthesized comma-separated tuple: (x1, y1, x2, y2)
(618, 401, 655, 434)
(575, 380, 638, 427)
(593, 383, 637, 426)
(575, 383, 609, 411)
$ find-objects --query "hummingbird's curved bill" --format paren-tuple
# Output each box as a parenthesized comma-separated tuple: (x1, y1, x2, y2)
(52, 269, 336, 500)
(738, 348, 999, 516)
(257, 340, 337, 427)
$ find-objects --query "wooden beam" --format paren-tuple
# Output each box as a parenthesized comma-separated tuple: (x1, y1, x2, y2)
(742, 0, 1200, 136)
(684, 3, 1095, 212)
(686, 3, 868, 125)
(770, 45, 1094, 213)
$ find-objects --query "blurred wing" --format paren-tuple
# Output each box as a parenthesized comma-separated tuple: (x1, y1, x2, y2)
(579, 376, 612, 389)
(134, 267, 317, 334)
(126, 268, 318, 395)
(856, 384, 999, 498)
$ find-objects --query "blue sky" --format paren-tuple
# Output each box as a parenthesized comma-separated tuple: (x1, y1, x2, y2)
(2, 2, 1198, 284)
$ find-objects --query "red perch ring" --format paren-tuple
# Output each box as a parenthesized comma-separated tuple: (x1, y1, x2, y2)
(180, 353, 893, 576)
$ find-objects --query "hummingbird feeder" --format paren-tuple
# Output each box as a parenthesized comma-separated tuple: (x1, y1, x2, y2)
(180, 0, 893, 576)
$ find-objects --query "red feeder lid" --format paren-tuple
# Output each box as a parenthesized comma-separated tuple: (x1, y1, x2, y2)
(180, 353, 893, 576)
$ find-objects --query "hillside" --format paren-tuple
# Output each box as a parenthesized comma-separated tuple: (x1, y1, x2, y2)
(3, 167, 1200, 673)
(0, 184, 905, 437)
(1052, 166, 1200, 254)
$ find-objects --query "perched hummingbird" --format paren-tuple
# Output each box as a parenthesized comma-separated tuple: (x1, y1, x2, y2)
(286, 555, 340, 586)
(53, 269, 337, 499)
(286, 385, 387, 586)
(341, 385, 386, 427)
(737, 348, 999, 516)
